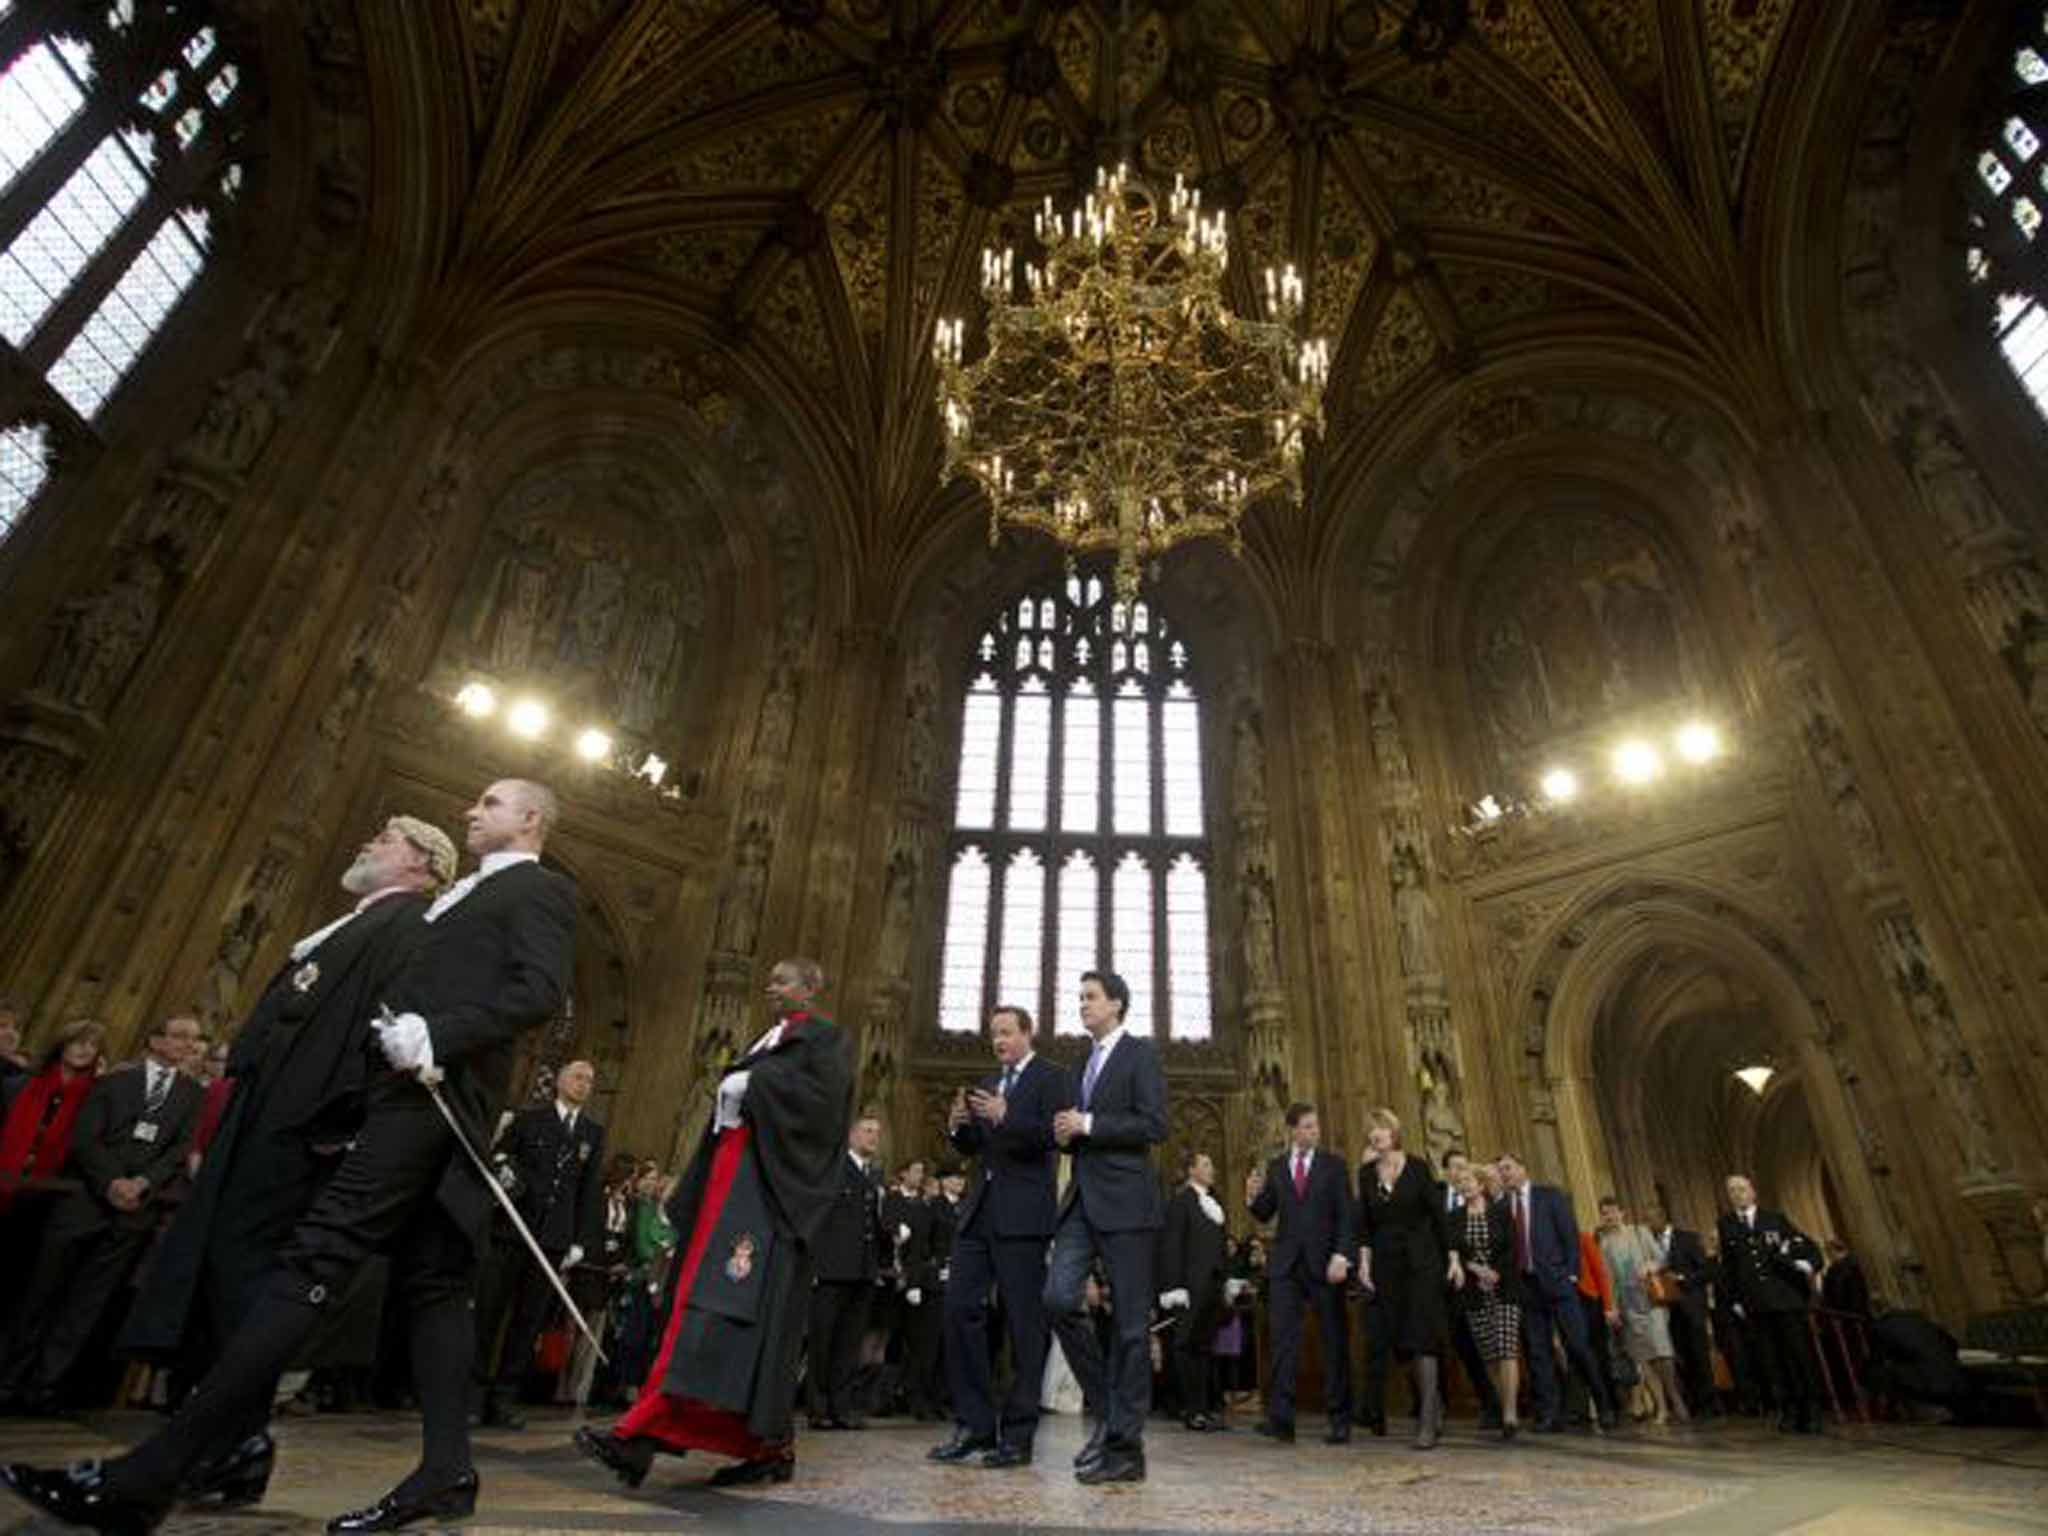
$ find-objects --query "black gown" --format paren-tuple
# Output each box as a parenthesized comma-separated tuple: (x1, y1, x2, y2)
(1358, 1154, 1448, 1360)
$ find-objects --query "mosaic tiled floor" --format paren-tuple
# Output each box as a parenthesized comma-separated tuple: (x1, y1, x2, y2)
(2, 1408, 2045, 1534)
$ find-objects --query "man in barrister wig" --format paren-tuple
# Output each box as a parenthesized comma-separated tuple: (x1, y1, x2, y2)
(576, 956, 853, 1490)
(114, 815, 455, 1505)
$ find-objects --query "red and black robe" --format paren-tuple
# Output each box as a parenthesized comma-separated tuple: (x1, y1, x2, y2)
(616, 1010, 852, 1457)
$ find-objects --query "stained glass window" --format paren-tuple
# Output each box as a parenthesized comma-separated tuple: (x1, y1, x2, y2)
(936, 574, 1215, 1040)
(0, 3, 246, 534)
(1964, 10, 2048, 417)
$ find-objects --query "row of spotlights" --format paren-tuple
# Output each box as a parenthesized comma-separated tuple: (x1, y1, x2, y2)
(454, 681, 654, 776)
(1536, 721, 1724, 802)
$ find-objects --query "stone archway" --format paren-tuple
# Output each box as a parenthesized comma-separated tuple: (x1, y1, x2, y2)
(1513, 871, 1924, 1305)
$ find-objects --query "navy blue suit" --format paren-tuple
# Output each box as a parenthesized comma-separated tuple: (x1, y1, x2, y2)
(1043, 1029, 1168, 1449)
(1248, 1148, 1355, 1429)
(944, 1052, 1072, 1447)
(1509, 1180, 1613, 1425)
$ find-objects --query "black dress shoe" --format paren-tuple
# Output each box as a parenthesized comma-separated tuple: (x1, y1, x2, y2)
(1597, 1408, 1618, 1433)
(1076, 1446, 1145, 1485)
(927, 1430, 997, 1463)
(181, 1430, 275, 1507)
(1324, 1420, 1352, 1445)
(325, 1469, 479, 1532)
(1073, 1422, 1109, 1469)
(980, 1441, 1032, 1468)
(1501, 1422, 1520, 1443)
(4, 1461, 174, 1535)
(1253, 1418, 1296, 1443)
(1181, 1412, 1214, 1432)
(706, 1453, 794, 1487)
(574, 1427, 657, 1489)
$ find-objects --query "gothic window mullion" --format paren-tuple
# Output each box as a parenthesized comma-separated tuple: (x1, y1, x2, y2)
(20, 183, 202, 376)
(1040, 656, 1068, 1032)
(0, 93, 124, 251)
(980, 836, 1008, 1030)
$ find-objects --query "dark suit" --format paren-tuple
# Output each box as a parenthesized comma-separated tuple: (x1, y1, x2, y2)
(806, 1151, 884, 1423)
(2, 1060, 202, 1398)
(1506, 1180, 1612, 1426)
(880, 1185, 939, 1416)
(1159, 1182, 1229, 1418)
(103, 855, 577, 1500)
(1717, 1206, 1822, 1427)
(1043, 1029, 1168, 1450)
(476, 1100, 605, 1396)
(945, 1052, 1071, 1447)
(1655, 1225, 1715, 1415)
(1438, 1185, 1504, 1421)
(1247, 1148, 1354, 1429)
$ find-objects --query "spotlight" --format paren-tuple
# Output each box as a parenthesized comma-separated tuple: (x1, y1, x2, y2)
(455, 682, 497, 718)
(638, 752, 669, 786)
(575, 728, 612, 762)
(1539, 767, 1579, 803)
(1612, 740, 1662, 784)
(1733, 1065, 1775, 1096)
(506, 699, 549, 739)
(1675, 721, 1722, 763)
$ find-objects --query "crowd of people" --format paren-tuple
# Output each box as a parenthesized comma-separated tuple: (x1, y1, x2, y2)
(0, 801, 2027, 1531)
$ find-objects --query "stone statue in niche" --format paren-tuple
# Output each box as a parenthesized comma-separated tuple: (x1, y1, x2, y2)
(35, 555, 168, 715)
(752, 663, 798, 764)
(1390, 848, 1441, 977)
(556, 553, 627, 670)
(190, 344, 294, 472)
(1901, 411, 2005, 548)
(1801, 713, 1888, 880)
(876, 858, 917, 981)
(1242, 877, 1280, 995)
(481, 525, 562, 676)
(1232, 712, 1268, 820)
(1366, 685, 1415, 788)
(899, 651, 941, 802)
(618, 580, 681, 732)
(715, 831, 770, 956)
(201, 846, 294, 1025)
(1475, 619, 1545, 748)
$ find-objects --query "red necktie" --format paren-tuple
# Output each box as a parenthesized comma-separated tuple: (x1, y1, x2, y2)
(1292, 1153, 1308, 1199)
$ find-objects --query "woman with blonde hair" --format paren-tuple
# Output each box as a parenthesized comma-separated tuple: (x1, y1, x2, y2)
(1357, 1108, 1460, 1448)
(1598, 1195, 1688, 1426)
(1444, 1164, 1523, 1440)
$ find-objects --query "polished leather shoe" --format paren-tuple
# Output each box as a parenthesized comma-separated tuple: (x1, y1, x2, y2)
(980, 1441, 1032, 1469)
(1323, 1420, 1352, 1445)
(181, 1430, 274, 1507)
(3, 1460, 173, 1535)
(574, 1427, 657, 1489)
(1596, 1408, 1618, 1433)
(927, 1430, 997, 1463)
(1076, 1446, 1145, 1485)
(706, 1453, 794, 1487)
(1073, 1422, 1109, 1469)
(1253, 1418, 1296, 1444)
(325, 1469, 479, 1532)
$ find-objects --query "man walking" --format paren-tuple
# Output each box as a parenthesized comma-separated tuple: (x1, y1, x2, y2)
(1245, 1102, 1354, 1443)
(1496, 1152, 1615, 1434)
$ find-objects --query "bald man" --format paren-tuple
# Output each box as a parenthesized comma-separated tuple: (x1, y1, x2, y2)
(474, 1058, 607, 1429)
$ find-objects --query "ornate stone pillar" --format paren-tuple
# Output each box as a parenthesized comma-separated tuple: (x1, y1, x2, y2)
(1230, 700, 1290, 1155)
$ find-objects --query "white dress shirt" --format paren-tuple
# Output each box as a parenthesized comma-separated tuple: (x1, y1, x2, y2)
(424, 848, 539, 923)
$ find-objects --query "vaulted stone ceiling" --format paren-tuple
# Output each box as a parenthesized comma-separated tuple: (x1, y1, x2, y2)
(415, 0, 1807, 606)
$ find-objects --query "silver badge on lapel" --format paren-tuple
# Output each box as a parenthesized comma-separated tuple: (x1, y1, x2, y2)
(578, 1142, 591, 1163)
(291, 961, 321, 993)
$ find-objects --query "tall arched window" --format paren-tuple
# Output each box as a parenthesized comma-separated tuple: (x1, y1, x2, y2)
(1964, 9, 2048, 416)
(0, 0, 248, 488)
(936, 573, 1215, 1042)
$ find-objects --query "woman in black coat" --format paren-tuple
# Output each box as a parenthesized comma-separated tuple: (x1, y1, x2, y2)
(1442, 1165, 1523, 1440)
(1356, 1109, 1460, 1449)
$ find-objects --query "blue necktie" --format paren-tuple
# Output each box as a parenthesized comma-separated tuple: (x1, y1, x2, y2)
(999, 1065, 1016, 1098)
(1080, 1043, 1105, 1109)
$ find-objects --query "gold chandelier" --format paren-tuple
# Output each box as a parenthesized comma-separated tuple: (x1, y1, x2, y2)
(933, 164, 1330, 599)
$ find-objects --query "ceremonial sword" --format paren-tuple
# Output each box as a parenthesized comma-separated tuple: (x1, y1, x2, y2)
(378, 1004, 608, 1364)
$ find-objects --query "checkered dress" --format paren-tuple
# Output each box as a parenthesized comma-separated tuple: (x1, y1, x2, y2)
(1462, 1206, 1522, 1362)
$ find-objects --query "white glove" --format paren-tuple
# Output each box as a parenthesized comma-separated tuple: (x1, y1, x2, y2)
(1733, 1303, 1746, 1319)
(562, 1244, 584, 1272)
(1793, 1259, 1814, 1276)
(494, 1160, 518, 1192)
(1158, 1288, 1190, 1310)
(1223, 1278, 1250, 1301)
(906, 1288, 922, 1306)
(714, 1069, 751, 1130)
(373, 1011, 435, 1077)
(897, 1222, 912, 1245)
(939, 1266, 949, 1284)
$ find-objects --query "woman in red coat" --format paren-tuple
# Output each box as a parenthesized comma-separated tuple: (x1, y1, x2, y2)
(0, 1018, 107, 1212)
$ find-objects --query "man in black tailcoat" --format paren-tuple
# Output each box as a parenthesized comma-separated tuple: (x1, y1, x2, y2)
(5, 779, 577, 1535)
(474, 1057, 606, 1428)
(880, 1157, 938, 1419)
(0, 1015, 204, 1412)
(1046, 970, 1168, 1486)
(1159, 1148, 1230, 1430)
(928, 1004, 1072, 1469)
(1246, 1101, 1356, 1443)
(1717, 1173, 1824, 1433)
(114, 816, 452, 1501)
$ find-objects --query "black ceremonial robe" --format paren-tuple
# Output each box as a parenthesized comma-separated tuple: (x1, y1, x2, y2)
(121, 891, 429, 1360)
(616, 1009, 852, 1451)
